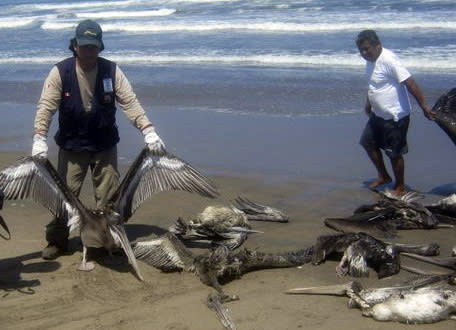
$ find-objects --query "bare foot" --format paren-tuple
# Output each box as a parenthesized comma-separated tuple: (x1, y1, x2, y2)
(389, 187, 406, 198)
(368, 177, 392, 189)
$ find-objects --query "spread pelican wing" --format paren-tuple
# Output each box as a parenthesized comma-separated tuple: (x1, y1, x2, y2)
(109, 148, 219, 222)
(133, 232, 195, 272)
(110, 224, 144, 280)
(0, 156, 85, 233)
(0, 190, 10, 239)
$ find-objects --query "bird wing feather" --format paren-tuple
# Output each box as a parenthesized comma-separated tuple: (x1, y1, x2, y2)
(133, 232, 195, 272)
(109, 224, 144, 281)
(110, 148, 219, 222)
(0, 156, 84, 232)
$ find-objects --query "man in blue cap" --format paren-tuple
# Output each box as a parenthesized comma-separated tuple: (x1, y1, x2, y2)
(33, 19, 165, 259)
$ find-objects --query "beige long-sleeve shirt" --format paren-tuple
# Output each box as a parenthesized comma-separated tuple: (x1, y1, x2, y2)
(34, 59, 152, 136)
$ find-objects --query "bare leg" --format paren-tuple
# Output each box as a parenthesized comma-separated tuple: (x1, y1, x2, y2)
(390, 156, 406, 196)
(364, 147, 392, 188)
(78, 246, 95, 272)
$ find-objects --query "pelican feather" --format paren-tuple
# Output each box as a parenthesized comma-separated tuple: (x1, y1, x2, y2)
(0, 156, 83, 232)
(0, 147, 218, 279)
(109, 148, 218, 222)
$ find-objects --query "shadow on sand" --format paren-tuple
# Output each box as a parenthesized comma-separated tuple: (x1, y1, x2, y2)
(0, 251, 60, 296)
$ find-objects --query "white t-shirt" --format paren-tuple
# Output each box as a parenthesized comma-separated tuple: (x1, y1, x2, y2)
(366, 48, 411, 121)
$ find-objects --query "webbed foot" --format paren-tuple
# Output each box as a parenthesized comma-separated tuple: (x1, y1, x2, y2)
(78, 261, 95, 272)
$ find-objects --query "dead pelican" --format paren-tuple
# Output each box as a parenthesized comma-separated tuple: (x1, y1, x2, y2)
(169, 206, 255, 250)
(311, 232, 439, 278)
(425, 194, 456, 221)
(432, 87, 456, 146)
(134, 232, 312, 290)
(134, 232, 313, 330)
(325, 191, 444, 238)
(0, 148, 218, 279)
(286, 276, 456, 324)
(169, 198, 288, 250)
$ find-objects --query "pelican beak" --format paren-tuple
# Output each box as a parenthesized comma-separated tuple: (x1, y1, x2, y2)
(230, 226, 263, 234)
(285, 282, 357, 295)
(401, 253, 456, 270)
(401, 264, 454, 276)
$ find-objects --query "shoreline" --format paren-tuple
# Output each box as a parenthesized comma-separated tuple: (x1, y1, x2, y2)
(1, 101, 454, 195)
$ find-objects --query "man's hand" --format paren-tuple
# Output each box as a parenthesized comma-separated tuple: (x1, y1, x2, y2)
(32, 134, 48, 158)
(422, 106, 437, 121)
(142, 126, 165, 153)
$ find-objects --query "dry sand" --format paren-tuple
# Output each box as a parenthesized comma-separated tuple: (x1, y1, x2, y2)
(0, 152, 454, 330)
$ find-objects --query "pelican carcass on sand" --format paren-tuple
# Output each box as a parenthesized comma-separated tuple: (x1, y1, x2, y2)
(133, 232, 312, 330)
(0, 148, 218, 280)
(325, 191, 454, 238)
(169, 197, 289, 250)
(425, 193, 456, 222)
(311, 232, 440, 278)
(287, 275, 456, 324)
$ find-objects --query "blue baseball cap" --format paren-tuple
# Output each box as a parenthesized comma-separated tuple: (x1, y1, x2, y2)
(74, 19, 104, 51)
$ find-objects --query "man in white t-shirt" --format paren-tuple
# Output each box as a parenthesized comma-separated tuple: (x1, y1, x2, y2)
(356, 30, 435, 197)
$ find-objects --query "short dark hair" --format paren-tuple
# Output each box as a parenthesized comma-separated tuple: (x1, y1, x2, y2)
(69, 38, 77, 57)
(356, 30, 380, 47)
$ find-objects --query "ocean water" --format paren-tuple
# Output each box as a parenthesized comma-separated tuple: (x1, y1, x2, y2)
(1, 0, 455, 113)
(0, 0, 455, 71)
(0, 0, 455, 188)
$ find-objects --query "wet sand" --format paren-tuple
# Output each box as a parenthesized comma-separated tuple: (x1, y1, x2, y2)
(0, 149, 455, 330)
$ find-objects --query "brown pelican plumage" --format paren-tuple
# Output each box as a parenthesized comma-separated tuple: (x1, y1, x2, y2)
(169, 198, 288, 250)
(169, 205, 257, 250)
(425, 194, 456, 222)
(325, 191, 444, 238)
(134, 232, 312, 330)
(286, 276, 456, 324)
(134, 232, 312, 288)
(311, 232, 439, 278)
(432, 87, 456, 146)
(206, 292, 238, 330)
(231, 196, 289, 222)
(0, 190, 10, 240)
(0, 148, 218, 279)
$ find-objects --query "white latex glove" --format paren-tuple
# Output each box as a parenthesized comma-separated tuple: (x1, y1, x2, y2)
(32, 134, 48, 158)
(142, 126, 165, 153)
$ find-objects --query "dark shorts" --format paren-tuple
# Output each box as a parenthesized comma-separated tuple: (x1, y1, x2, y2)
(360, 114, 410, 158)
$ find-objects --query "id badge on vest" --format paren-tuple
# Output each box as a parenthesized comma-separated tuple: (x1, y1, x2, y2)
(103, 78, 114, 103)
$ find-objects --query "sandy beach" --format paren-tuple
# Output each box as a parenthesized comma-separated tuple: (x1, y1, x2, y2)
(0, 105, 455, 330)
(0, 69, 456, 329)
